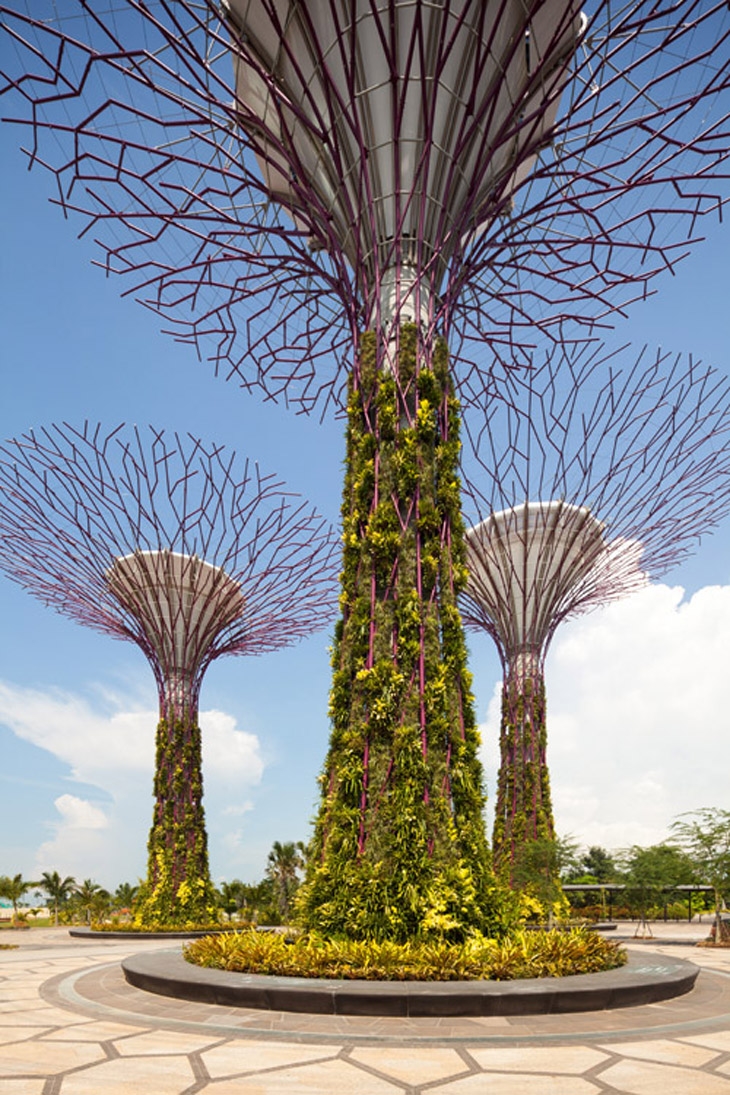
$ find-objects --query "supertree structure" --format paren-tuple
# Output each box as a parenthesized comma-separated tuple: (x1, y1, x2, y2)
(2, 1, 730, 938)
(459, 342, 730, 877)
(0, 423, 338, 926)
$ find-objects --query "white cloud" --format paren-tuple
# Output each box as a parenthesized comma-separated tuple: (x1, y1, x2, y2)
(222, 803, 255, 818)
(0, 683, 152, 784)
(54, 793, 109, 830)
(0, 683, 264, 790)
(0, 681, 265, 886)
(35, 794, 112, 881)
(212, 801, 256, 866)
(479, 583, 730, 853)
(202, 710, 265, 786)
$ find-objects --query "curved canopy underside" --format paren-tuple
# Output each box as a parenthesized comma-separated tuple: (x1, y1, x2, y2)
(107, 549, 245, 681)
(464, 500, 606, 660)
(2, 2, 728, 412)
(228, 0, 584, 311)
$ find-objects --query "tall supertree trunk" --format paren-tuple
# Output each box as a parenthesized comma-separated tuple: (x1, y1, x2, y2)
(299, 326, 498, 941)
(492, 657, 554, 879)
(135, 681, 218, 927)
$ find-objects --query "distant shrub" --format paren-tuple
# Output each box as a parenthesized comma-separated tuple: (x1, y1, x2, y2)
(90, 920, 227, 934)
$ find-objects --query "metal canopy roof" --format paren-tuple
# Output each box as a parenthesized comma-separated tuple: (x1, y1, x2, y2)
(464, 500, 605, 661)
(107, 549, 245, 677)
(226, 0, 585, 307)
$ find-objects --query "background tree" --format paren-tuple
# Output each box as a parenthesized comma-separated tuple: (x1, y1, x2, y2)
(73, 880, 110, 927)
(510, 836, 580, 927)
(39, 871, 76, 927)
(0, 874, 38, 924)
(213, 878, 280, 926)
(217, 880, 249, 921)
(239, 879, 280, 926)
(113, 883, 139, 914)
(581, 848, 618, 884)
(620, 845, 695, 937)
(563, 846, 619, 917)
(671, 809, 730, 944)
(266, 841, 306, 922)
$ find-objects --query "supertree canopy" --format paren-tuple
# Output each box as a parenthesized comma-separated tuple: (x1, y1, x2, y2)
(1, 2, 729, 409)
(2, 0, 730, 938)
(0, 423, 339, 926)
(460, 342, 730, 877)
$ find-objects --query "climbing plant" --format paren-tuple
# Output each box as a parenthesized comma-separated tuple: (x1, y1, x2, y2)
(134, 710, 219, 928)
(492, 669, 555, 879)
(298, 326, 508, 941)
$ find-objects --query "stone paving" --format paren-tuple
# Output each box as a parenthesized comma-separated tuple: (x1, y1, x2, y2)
(1, 925, 730, 1093)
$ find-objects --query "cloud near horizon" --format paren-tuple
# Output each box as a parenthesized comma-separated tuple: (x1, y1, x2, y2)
(0, 682, 265, 884)
(4, 581, 729, 883)
(478, 582, 730, 853)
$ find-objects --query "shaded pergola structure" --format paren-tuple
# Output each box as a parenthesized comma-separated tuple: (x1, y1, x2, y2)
(561, 885, 715, 927)
(2, 1, 730, 937)
(0, 424, 338, 926)
(460, 343, 730, 877)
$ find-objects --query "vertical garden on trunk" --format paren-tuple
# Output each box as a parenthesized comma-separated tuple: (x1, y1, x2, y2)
(134, 708, 218, 927)
(493, 670, 554, 877)
(299, 327, 502, 941)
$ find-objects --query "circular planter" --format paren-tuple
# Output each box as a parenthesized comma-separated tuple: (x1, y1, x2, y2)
(121, 948, 699, 1018)
(68, 926, 237, 941)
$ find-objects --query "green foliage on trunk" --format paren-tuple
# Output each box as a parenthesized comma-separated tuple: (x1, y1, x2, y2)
(493, 672, 555, 880)
(298, 326, 509, 941)
(135, 712, 219, 928)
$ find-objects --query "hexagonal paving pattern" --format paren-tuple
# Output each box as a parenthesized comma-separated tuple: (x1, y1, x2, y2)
(0, 927, 729, 1095)
(58, 1055, 195, 1094)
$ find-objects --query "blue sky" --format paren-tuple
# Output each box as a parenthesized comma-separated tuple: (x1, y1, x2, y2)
(1, 109, 730, 891)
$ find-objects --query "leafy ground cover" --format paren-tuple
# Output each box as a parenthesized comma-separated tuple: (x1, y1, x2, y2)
(184, 928, 625, 981)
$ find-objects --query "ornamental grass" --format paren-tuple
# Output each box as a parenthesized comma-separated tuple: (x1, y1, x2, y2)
(183, 927, 625, 981)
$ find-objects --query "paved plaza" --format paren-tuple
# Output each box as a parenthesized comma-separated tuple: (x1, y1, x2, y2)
(1, 925, 730, 1093)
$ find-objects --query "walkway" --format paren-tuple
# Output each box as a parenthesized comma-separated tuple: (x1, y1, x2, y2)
(1, 924, 730, 1093)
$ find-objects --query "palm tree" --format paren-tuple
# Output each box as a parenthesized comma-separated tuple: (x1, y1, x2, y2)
(40, 871, 76, 927)
(113, 882, 139, 914)
(0, 874, 38, 923)
(74, 879, 110, 926)
(266, 841, 306, 921)
(218, 879, 244, 921)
